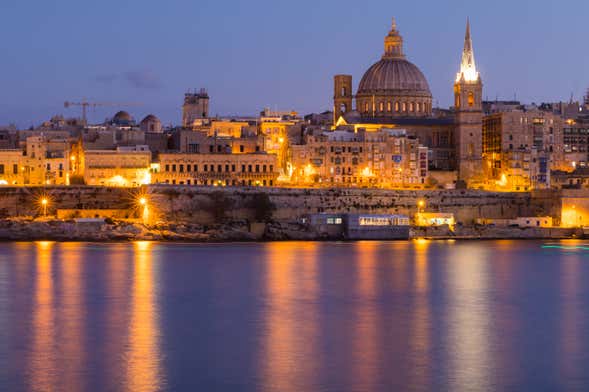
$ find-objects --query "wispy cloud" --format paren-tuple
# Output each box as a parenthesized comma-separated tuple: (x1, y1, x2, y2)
(93, 70, 163, 90)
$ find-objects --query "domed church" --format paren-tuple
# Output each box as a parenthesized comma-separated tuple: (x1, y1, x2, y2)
(333, 18, 483, 182)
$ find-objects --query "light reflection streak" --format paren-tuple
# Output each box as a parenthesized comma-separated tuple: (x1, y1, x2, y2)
(560, 251, 583, 387)
(59, 243, 85, 391)
(352, 241, 379, 391)
(29, 241, 56, 392)
(409, 239, 431, 386)
(447, 245, 493, 392)
(125, 241, 163, 392)
(106, 244, 131, 390)
(260, 242, 319, 392)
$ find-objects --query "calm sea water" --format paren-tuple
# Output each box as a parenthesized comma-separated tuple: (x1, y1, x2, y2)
(0, 240, 588, 391)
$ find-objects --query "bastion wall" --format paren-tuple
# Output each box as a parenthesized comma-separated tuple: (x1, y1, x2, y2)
(0, 186, 564, 225)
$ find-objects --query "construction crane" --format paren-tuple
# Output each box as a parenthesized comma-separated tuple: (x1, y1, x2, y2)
(64, 100, 142, 125)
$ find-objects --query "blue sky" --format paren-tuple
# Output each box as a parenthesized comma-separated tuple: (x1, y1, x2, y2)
(0, 0, 587, 127)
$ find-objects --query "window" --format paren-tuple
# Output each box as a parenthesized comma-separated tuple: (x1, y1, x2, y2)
(248, 165, 252, 172)
(187, 165, 191, 172)
(209, 145, 214, 153)
(468, 92, 475, 107)
(242, 164, 246, 172)
(402, 102, 407, 112)
(179, 164, 184, 173)
(225, 164, 229, 172)
(13, 164, 18, 174)
(194, 165, 198, 172)
(379, 102, 384, 112)
(204, 164, 208, 172)
(231, 164, 236, 172)
(0, 165, 4, 174)
(218, 165, 222, 172)
(255, 165, 260, 173)
(240, 145, 244, 153)
(165, 164, 170, 172)
(270, 165, 273, 172)
(395, 102, 399, 112)
(172, 164, 176, 172)
(387, 102, 392, 112)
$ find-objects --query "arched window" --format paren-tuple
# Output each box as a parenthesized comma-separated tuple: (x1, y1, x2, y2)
(340, 103, 347, 114)
(387, 102, 392, 112)
(416, 102, 421, 112)
(409, 102, 414, 112)
(468, 92, 475, 107)
(341, 87, 347, 96)
(379, 102, 384, 112)
(402, 102, 407, 112)
(395, 102, 399, 112)
(364, 102, 369, 113)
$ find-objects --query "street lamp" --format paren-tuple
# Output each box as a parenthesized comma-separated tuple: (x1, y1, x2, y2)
(418, 199, 425, 213)
(41, 198, 48, 216)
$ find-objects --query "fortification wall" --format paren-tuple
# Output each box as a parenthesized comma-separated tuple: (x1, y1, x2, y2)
(0, 186, 564, 225)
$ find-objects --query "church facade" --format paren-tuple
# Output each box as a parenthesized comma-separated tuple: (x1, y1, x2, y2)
(333, 18, 483, 184)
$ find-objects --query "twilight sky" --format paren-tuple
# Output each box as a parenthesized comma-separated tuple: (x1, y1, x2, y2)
(1, 0, 587, 127)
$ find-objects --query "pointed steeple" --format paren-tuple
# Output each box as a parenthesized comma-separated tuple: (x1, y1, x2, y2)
(456, 18, 479, 83)
(383, 17, 405, 59)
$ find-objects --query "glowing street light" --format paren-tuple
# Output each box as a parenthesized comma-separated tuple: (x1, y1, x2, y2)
(41, 198, 48, 216)
(137, 195, 149, 223)
(417, 199, 425, 213)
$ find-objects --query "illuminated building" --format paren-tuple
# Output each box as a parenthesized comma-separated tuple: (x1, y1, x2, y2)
(172, 129, 263, 154)
(562, 119, 589, 168)
(289, 128, 428, 188)
(482, 109, 564, 190)
(454, 19, 483, 183)
(153, 152, 278, 186)
(259, 113, 304, 173)
(83, 147, 152, 186)
(331, 18, 485, 182)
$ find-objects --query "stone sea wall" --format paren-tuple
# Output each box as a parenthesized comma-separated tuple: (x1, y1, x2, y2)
(0, 185, 565, 225)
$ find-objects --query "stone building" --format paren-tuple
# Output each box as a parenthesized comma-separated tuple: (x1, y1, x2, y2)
(83, 148, 152, 186)
(562, 119, 589, 169)
(140, 114, 162, 133)
(153, 153, 278, 186)
(289, 128, 428, 188)
(482, 109, 564, 190)
(0, 135, 72, 185)
(171, 129, 263, 154)
(182, 89, 209, 127)
(331, 18, 483, 184)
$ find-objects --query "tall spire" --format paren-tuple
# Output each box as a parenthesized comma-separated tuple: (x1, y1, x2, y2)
(456, 18, 479, 83)
(383, 17, 405, 59)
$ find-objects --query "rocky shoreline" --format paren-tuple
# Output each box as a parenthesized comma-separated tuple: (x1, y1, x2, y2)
(0, 218, 582, 242)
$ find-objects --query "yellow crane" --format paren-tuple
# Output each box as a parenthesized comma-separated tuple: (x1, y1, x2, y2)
(64, 100, 142, 125)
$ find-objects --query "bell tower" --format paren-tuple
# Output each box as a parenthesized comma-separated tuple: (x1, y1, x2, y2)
(454, 19, 483, 184)
(333, 74, 353, 123)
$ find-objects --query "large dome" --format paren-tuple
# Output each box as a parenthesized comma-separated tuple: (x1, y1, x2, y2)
(357, 58, 431, 97)
(353, 19, 433, 119)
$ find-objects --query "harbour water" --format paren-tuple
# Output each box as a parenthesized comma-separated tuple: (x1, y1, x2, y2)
(1, 240, 589, 391)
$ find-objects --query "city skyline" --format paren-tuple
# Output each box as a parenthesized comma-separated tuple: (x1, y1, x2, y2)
(1, 0, 588, 127)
